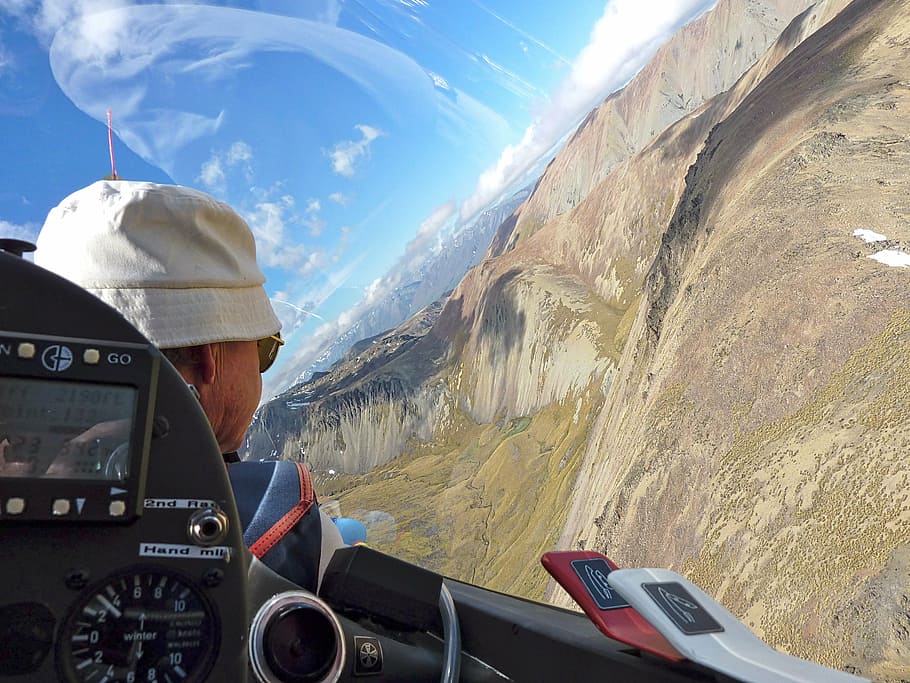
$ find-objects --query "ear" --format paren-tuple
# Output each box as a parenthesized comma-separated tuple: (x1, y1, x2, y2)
(195, 343, 218, 385)
(168, 344, 218, 387)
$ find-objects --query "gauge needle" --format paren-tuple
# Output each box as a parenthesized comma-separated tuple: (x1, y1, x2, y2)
(97, 595, 123, 619)
(127, 637, 141, 676)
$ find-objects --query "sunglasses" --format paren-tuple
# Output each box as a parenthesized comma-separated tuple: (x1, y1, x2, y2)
(257, 333, 284, 373)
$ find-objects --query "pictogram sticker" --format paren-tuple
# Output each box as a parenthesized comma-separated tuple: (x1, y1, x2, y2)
(570, 559, 630, 610)
(642, 582, 724, 635)
(354, 636, 382, 676)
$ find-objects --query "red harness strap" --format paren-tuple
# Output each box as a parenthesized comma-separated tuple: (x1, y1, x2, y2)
(248, 462, 315, 559)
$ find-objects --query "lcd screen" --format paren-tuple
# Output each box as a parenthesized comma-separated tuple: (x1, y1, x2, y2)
(0, 378, 136, 481)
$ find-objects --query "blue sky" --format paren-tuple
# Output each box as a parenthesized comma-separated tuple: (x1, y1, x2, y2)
(0, 0, 716, 395)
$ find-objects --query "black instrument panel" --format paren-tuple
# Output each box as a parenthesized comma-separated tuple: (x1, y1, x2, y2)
(0, 251, 250, 682)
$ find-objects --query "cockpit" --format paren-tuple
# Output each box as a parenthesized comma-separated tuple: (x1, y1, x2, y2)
(0, 236, 870, 683)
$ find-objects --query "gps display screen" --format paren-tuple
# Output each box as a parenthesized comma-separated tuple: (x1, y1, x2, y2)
(0, 377, 136, 481)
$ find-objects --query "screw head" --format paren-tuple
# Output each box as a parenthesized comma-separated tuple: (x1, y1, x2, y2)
(202, 568, 224, 588)
(64, 569, 90, 590)
(152, 415, 171, 439)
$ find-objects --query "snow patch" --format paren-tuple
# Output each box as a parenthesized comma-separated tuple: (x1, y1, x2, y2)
(853, 228, 888, 243)
(868, 250, 910, 269)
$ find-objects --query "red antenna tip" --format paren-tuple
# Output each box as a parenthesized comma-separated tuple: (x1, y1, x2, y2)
(107, 109, 119, 181)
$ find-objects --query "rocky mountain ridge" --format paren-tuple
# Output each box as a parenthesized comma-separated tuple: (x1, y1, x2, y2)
(284, 187, 530, 385)
(251, 0, 909, 677)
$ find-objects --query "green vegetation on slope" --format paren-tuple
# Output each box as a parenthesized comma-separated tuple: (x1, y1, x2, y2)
(685, 309, 910, 668)
(318, 391, 603, 600)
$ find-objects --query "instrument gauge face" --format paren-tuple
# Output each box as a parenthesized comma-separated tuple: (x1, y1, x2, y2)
(59, 568, 218, 683)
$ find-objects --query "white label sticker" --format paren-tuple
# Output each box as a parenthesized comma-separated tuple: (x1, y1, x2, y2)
(143, 498, 217, 510)
(139, 543, 231, 560)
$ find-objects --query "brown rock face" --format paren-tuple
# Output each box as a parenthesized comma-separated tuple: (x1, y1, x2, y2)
(560, 0, 910, 678)
(257, 0, 909, 677)
(503, 0, 823, 248)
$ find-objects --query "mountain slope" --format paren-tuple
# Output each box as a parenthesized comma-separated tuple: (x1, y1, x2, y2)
(502, 0, 822, 249)
(251, 0, 909, 677)
(558, 0, 910, 677)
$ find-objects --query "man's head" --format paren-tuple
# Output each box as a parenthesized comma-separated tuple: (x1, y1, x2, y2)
(35, 180, 282, 453)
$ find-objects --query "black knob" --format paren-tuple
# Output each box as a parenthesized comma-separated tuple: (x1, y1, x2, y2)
(0, 602, 55, 675)
(0, 239, 37, 258)
(263, 605, 338, 682)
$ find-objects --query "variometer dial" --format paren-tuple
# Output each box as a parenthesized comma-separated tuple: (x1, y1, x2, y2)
(59, 568, 218, 683)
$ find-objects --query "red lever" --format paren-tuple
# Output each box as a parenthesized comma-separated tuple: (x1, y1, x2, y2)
(541, 550, 685, 662)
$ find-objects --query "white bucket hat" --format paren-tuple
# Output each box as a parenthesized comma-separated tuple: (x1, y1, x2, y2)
(35, 180, 281, 349)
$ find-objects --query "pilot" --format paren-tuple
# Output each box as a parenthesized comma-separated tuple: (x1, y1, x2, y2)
(34, 180, 343, 591)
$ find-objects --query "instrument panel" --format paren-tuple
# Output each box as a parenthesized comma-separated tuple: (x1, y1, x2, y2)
(0, 250, 251, 682)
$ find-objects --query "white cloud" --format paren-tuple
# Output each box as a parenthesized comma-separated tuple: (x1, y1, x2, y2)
(260, 255, 367, 396)
(868, 250, 910, 268)
(0, 219, 39, 243)
(227, 140, 252, 164)
(300, 198, 325, 237)
(44, 4, 441, 173)
(244, 197, 313, 274)
(328, 191, 349, 205)
(306, 218, 326, 238)
(37, 3, 512, 180)
(1, 0, 129, 47)
(198, 156, 226, 191)
(328, 124, 384, 177)
(428, 70, 450, 90)
(121, 109, 225, 177)
(198, 139, 254, 192)
(341, 200, 456, 319)
(416, 200, 456, 241)
(461, 0, 716, 219)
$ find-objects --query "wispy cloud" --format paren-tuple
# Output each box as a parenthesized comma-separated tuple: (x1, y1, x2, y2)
(303, 198, 326, 237)
(0, 44, 12, 73)
(428, 70, 449, 90)
(333, 199, 454, 331)
(461, 0, 717, 219)
(243, 195, 319, 275)
(198, 140, 253, 194)
(0, 219, 39, 243)
(412, 200, 456, 252)
(261, 254, 368, 395)
(333, 225, 352, 262)
(1, 0, 130, 47)
(328, 124, 384, 177)
(328, 191, 350, 205)
(227, 140, 252, 164)
(22, 2, 512, 185)
(120, 110, 226, 177)
(466, 0, 570, 66)
(42, 4, 446, 171)
(198, 156, 225, 190)
(479, 53, 541, 100)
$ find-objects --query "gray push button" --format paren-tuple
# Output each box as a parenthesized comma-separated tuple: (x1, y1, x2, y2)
(6, 498, 26, 515)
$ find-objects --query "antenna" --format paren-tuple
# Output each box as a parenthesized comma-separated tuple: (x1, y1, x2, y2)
(105, 109, 119, 180)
